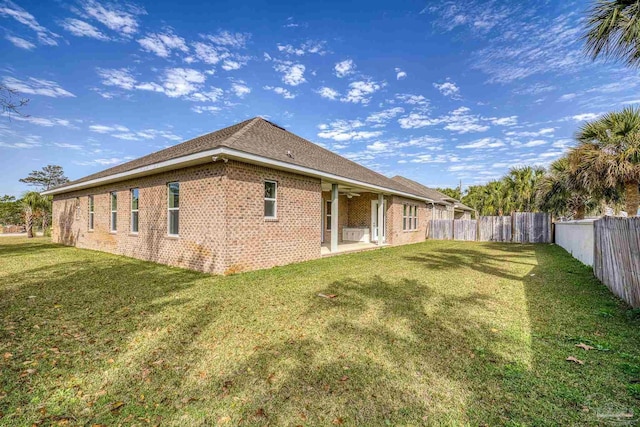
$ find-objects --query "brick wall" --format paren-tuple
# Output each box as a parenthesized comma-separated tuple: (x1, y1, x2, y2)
(223, 161, 321, 273)
(52, 160, 427, 274)
(52, 163, 228, 273)
(386, 196, 428, 246)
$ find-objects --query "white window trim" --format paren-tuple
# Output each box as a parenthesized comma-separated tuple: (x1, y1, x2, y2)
(167, 182, 179, 237)
(264, 180, 277, 219)
(403, 204, 418, 231)
(110, 192, 117, 233)
(88, 196, 94, 231)
(326, 200, 332, 230)
(130, 188, 139, 234)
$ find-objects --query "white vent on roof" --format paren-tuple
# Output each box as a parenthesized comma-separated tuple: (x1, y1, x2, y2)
(287, 150, 294, 158)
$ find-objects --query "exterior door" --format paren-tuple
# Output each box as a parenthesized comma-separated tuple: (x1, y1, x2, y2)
(371, 200, 387, 243)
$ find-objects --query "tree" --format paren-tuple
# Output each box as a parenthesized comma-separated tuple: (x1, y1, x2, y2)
(21, 192, 47, 238)
(19, 165, 69, 191)
(506, 166, 545, 212)
(583, 0, 640, 67)
(1, 84, 29, 117)
(436, 186, 462, 200)
(0, 195, 22, 225)
(536, 157, 592, 219)
(571, 106, 640, 216)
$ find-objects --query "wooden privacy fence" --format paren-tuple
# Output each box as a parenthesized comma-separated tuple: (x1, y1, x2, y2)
(430, 212, 552, 244)
(593, 217, 640, 308)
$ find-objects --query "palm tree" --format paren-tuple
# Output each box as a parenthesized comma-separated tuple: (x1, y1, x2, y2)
(571, 106, 640, 216)
(21, 191, 47, 238)
(584, 0, 640, 67)
(506, 166, 545, 212)
(536, 157, 596, 219)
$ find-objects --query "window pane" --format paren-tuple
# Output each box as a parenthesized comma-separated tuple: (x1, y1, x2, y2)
(265, 181, 276, 199)
(169, 210, 179, 235)
(111, 212, 117, 231)
(403, 218, 407, 230)
(89, 196, 94, 211)
(111, 192, 117, 210)
(168, 182, 179, 208)
(265, 200, 276, 217)
(131, 211, 139, 233)
(89, 213, 94, 230)
(403, 205, 407, 217)
(131, 188, 139, 210)
(326, 201, 332, 230)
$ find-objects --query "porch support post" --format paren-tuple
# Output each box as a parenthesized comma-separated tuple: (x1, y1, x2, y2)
(331, 183, 339, 253)
(377, 193, 384, 245)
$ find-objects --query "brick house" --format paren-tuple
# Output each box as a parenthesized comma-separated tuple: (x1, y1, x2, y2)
(44, 117, 438, 274)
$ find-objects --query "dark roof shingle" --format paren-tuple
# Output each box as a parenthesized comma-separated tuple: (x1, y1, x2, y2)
(54, 117, 425, 198)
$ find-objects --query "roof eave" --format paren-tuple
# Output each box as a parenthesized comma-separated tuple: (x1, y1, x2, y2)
(43, 147, 434, 202)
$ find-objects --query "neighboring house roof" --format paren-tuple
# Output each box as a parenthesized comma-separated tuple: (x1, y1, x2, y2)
(390, 176, 451, 205)
(43, 117, 432, 201)
(391, 175, 476, 212)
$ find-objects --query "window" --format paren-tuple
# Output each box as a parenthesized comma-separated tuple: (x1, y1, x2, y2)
(131, 188, 139, 233)
(403, 204, 418, 231)
(326, 201, 332, 230)
(168, 182, 179, 236)
(88, 196, 94, 230)
(264, 181, 277, 219)
(75, 198, 80, 220)
(110, 192, 117, 232)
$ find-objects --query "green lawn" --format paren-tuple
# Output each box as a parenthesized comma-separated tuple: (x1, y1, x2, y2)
(0, 238, 639, 426)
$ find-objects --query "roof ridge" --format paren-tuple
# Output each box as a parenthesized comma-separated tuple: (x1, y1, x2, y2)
(221, 117, 262, 148)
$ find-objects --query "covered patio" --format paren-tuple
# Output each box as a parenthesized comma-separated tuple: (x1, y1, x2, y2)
(320, 181, 388, 254)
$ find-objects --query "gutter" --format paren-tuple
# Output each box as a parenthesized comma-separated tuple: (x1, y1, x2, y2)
(42, 147, 434, 203)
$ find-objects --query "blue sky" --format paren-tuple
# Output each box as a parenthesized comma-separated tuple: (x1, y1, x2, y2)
(1, 0, 639, 197)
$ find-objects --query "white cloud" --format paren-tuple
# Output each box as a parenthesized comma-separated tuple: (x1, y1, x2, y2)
(0, 0, 60, 45)
(366, 141, 390, 152)
(191, 105, 221, 114)
(511, 139, 548, 147)
(5, 35, 35, 49)
(263, 86, 295, 99)
(4, 113, 72, 127)
(221, 60, 244, 71)
(341, 80, 385, 105)
(409, 154, 458, 164)
(366, 107, 404, 124)
(138, 30, 188, 57)
(231, 82, 251, 98)
(277, 40, 328, 56)
(54, 142, 83, 149)
(570, 113, 601, 122)
(76, 157, 131, 166)
(398, 106, 493, 133)
(395, 93, 429, 106)
(398, 112, 435, 129)
(506, 128, 554, 137)
(433, 80, 461, 99)
(97, 68, 136, 90)
(334, 59, 355, 78)
(2, 76, 75, 98)
(316, 86, 339, 100)
(622, 99, 640, 105)
(192, 42, 227, 64)
(317, 119, 382, 142)
(395, 67, 407, 80)
(457, 137, 505, 149)
(273, 61, 306, 86)
(204, 30, 250, 48)
(188, 88, 224, 102)
(488, 116, 518, 126)
(558, 93, 577, 102)
(89, 124, 129, 133)
(80, 0, 146, 36)
(162, 68, 206, 98)
(60, 18, 109, 40)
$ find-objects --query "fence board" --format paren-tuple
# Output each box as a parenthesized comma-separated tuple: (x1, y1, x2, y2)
(478, 216, 511, 242)
(453, 220, 477, 241)
(513, 212, 552, 243)
(430, 220, 453, 240)
(594, 217, 640, 308)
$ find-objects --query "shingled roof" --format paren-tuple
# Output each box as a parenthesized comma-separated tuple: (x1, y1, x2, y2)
(391, 175, 475, 212)
(46, 117, 428, 199)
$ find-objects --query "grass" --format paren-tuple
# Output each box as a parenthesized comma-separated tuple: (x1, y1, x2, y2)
(0, 237, 639, 426)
